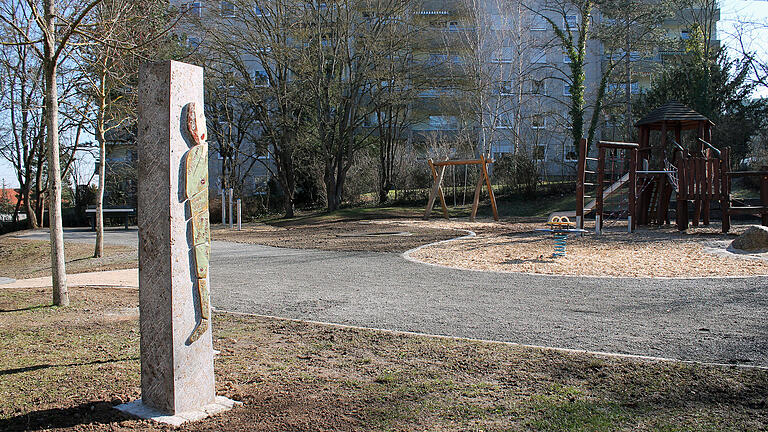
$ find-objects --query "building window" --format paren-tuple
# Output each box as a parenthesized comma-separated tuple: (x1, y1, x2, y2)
(531, 15, 547, 31)
(181, 2, 202, 17)
(530, 49, 546, 64)
(490, 14, 505, 31)
(494, 46, 514, 63)
(427, 53, 448, 66)
(533, 145, 546, 161)
(253, 70, 269, 87)
(187, 36, 201, 49)
(563, 84, 571, 96)
(531, 79, 547, 95)
(499, 80, 513, 95)
(563, 15, 578, 29)
(563, 51, 572, 63)
(531, 114, 546, 129)
(448, 21, 459, 32)
(428, 115, 457, 130)
(681, 29, 690, 40)
(565, 145, 578, 161)
(221, 1, 236, 17)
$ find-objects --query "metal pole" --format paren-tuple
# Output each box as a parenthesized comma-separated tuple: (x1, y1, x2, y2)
(237, 199, 242, 231)
(595, 215, 602, 235)
(627, 215, 632, 233)
(221, 189, 226, 225)
(228, 188, 233, 229)
(576, 216, 583, 236)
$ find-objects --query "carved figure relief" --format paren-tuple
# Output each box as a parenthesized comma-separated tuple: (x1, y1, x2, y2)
(185, 102, 211, 343)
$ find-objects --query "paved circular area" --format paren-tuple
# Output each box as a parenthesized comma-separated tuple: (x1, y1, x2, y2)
(210, 241, 768, 367)
(13, 228, 767, 366)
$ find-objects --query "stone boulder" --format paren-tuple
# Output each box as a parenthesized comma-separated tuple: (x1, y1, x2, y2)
(731, 225, 768, 252)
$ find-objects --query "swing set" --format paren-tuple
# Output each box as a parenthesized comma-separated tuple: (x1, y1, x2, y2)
(424, 154, 499, 221)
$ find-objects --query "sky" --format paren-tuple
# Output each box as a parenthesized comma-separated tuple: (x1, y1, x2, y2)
(1, 0, 768, 189)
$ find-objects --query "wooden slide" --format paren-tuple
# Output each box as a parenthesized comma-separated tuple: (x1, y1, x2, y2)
(550, 173, 630, 221)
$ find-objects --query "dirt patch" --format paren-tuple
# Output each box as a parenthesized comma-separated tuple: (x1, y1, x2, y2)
(0, 238, 137, 280)
(212, 220, 463, 253)
(1, 285, 766, 431)
(405, 219, 768, 277)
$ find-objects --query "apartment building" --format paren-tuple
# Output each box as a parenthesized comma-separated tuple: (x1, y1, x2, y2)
(406, 0, 719, 176)
(119, 0, 718, 191)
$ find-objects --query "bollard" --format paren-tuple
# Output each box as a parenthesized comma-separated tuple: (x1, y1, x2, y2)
(237, 199, 241, 231)
(627, 215, 632, 233)
(220, 189, 226, 225)
(595, 215, 602, 235)
(228, 188, 233, 229)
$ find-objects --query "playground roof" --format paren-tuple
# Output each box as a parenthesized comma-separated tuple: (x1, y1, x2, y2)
(635, 101, 714, 130)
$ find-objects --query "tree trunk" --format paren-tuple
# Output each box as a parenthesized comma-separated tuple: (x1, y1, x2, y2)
(44, 0, 68, 307)
(21, 184, 39, 228)
(282, 192, 294, 218)
(94, 91, 106, 258)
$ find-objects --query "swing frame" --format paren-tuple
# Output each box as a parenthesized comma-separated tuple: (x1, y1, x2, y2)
(424, 155, 499, 221)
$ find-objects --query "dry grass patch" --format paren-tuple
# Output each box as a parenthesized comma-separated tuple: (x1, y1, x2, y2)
(212, 220, 462, 253)
(0, 237, 137, 280)
(1, 285, 766, 431)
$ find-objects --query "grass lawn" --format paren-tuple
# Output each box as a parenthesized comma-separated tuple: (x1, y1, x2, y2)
(253, 185, 574, 227)
(0, 237, 137, 280)
(1, 285, 766, 431)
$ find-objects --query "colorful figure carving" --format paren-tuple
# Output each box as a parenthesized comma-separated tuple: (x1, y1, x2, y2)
(185, 102, 211, 343)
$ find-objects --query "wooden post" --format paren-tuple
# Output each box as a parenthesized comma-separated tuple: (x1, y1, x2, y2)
(692, 158, 701, 227)
(596, 145, 606, 232)
(721, 147, 731, 233)
(432, 159, 450, 219)
(480, 154, 499, 221)
(629, 147, 637, 231)
(425, 159, 449, 219)
(470, 170, 485, 221)
(676, 150, 688, 231)
(575, 138, 587, 229)
(702, 153, 712, 226)
(761, 165, 768, 227)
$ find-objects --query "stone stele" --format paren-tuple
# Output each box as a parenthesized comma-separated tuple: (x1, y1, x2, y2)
(115, 60, 239, 426)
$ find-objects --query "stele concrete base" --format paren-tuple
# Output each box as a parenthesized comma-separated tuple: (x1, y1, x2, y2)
(133, 59, 227, 420)
(115, 396, 241, 426)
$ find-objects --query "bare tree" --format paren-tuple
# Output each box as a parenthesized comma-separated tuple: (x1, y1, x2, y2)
(72, 0, 174, 257)
(0, 34, 46, 228)
(1, 0, 107, 306)
(296, 0, 411, 211)
(201, 0, 306, 217)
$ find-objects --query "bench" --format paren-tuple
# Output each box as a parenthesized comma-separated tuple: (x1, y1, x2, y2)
(85, 207, 135, 230)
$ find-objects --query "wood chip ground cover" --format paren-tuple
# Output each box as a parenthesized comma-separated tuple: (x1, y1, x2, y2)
(403, 219, 768, 277)
(1, 286, 766, 431)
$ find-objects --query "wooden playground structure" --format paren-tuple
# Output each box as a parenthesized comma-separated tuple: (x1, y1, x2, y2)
(576, 102, 768, 233)
(424, 155, 499, 221)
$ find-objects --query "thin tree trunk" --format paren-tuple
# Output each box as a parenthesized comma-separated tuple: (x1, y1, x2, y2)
(94, 91, 107, 258)
(44, 0, 68, 307)
(22, 184, 38, 228)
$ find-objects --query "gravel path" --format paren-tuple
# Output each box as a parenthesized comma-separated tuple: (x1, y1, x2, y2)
(10, 227, 767, 366)
(211, 241, 768, 367)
